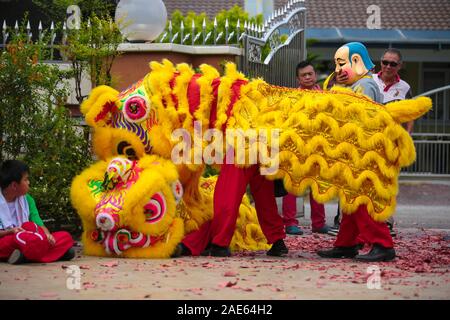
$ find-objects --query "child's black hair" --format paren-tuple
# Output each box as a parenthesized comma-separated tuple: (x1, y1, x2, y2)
(0, 160, 29, 189)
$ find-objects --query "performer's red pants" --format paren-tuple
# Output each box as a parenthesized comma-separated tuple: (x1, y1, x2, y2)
(334, 205, 393, 248)
(182, 221, 212, 256)
(282, 193, 325, 230)
(0, 222, 74, 263)
(182, 164, 285, 255)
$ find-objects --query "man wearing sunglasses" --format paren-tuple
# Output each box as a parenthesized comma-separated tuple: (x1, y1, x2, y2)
(373, 49, 412, 237)
(373, 49, 413, 134)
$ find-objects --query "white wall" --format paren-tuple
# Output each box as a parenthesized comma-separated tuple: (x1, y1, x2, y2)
(245, 0, 274, 19)
(49, 62, 92, 105)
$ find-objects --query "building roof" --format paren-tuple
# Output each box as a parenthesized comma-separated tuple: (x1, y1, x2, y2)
(163, 0, 450, 31)
(277, 0, 450, 30)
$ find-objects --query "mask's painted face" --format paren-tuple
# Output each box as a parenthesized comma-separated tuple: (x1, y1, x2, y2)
(112, 80, 158, 153)
(334, 46, 368, 85)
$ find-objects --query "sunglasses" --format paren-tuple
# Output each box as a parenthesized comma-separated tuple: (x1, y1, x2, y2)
(382, 60, 399, 67)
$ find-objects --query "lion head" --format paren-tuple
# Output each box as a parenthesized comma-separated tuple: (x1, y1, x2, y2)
(71, 155, 185, 258)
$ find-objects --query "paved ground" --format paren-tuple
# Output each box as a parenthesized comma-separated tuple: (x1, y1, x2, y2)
(0, 180, 449, 300)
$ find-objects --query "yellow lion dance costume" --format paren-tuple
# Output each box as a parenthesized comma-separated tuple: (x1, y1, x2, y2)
(72, 59, 431, 258)
(71, 155, 265, 258)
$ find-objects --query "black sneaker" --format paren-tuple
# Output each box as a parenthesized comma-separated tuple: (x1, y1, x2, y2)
(267, 239, 289, 256)
(317, 246, 359, 258)
(59, 247, 76, 261)
(210, 244, 231, 257)
(8, 249, 27, 265)
(387, 222, 397, 237)
(171, 243, 192, 258)
(327, 225, 340, 236)
(200, 243, 212, 256)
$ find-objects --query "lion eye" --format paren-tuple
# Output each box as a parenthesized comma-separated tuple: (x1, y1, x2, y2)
(123, 95, 149, 122)
(143, 192, 166, 224)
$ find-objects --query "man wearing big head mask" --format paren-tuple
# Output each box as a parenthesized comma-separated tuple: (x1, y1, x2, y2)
(332, 42, 383, 103)
(317, 42, 395, 262)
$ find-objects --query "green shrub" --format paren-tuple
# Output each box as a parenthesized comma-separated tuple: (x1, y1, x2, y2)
(159, 5, 264, 45)
(0, 28, 91, 236)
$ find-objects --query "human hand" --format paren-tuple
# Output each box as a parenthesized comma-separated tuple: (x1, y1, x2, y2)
(336, 70, 349, 84)
(10, 227, 24, 234)
(46, 233, 56, 246)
